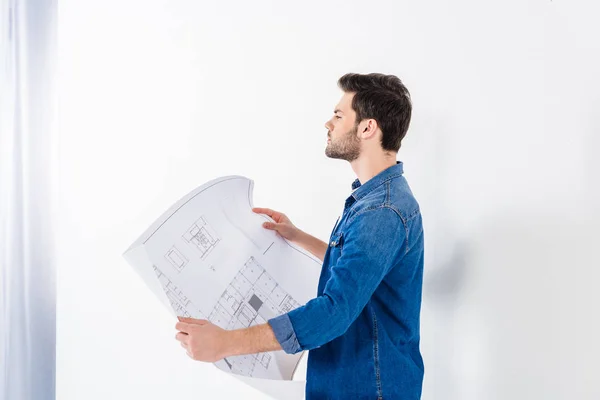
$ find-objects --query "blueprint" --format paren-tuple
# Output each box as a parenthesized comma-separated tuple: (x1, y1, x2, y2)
(122, 176, 321, 399)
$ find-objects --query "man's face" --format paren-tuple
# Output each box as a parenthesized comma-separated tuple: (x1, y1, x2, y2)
(324, 92, 361, 162)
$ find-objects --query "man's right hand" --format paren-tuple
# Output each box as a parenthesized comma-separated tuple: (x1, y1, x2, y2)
(252, 207, 301, 242)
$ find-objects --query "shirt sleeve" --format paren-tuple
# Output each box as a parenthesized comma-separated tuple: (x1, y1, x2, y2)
(267, 206, 406, 354)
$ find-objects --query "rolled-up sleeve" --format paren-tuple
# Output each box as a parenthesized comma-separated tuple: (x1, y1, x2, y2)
(268, 312, 302, 354)
(267, 206, 406, 354)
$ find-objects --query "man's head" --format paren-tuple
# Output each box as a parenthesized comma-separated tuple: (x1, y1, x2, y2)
(324, 73, 412, 162)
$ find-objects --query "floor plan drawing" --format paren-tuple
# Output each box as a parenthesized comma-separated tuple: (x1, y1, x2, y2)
(164, 245, 189, 272)
(207, 256, 300, 376)
(182, 216, 220, 260)
(153, 265, 202, 318)
(124, 175, 322, 398)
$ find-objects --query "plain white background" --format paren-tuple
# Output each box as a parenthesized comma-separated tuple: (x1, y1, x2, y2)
(57, 0, 600, 399)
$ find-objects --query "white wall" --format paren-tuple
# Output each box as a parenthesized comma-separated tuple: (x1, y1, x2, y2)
(57, 0, 600, 399)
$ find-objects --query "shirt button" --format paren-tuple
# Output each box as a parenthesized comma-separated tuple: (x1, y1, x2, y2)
(330, 241, 336, 247)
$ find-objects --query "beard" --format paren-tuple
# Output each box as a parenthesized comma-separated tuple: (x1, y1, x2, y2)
(325, 124, 361, 162)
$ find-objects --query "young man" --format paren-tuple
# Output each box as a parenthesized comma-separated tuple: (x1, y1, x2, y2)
(175, 73, 425, 399)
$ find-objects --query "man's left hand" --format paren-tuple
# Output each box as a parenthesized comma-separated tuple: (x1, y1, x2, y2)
(175, 317, 230, 362)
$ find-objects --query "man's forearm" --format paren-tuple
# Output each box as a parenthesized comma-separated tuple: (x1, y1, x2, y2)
(291, 230, 328, 262)
(225, 323, 282, 357)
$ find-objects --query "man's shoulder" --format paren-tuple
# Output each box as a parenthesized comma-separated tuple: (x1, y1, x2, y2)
(351, 175, 420, 223)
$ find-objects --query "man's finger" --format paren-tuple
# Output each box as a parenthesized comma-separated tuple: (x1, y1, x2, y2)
(175, 321, 190, 333)
(178, 317, 209, 325)
(175, 332, 189, 344)
(262, 222, 279, 230)
(252, 207, 275, 217)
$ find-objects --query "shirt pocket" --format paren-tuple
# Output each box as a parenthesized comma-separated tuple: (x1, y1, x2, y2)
(329, 232, 344, 251)
(328, 232, 344, 267)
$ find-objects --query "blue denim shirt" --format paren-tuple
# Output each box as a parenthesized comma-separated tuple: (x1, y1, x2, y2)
(268, 161, 424, 399)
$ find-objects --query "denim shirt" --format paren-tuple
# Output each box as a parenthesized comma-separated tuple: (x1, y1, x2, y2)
(268, 161, 424, 400)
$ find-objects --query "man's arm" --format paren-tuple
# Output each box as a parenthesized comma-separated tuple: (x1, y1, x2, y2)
(269, 207, 406, 353)
(291, 229, 329, 262)
(226, 323, 282, 356)
(175, 318, 282, 362)
(176, 208, 405, 362)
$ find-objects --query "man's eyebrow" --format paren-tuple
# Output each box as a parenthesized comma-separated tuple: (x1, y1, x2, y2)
(334, 109, 344, 114)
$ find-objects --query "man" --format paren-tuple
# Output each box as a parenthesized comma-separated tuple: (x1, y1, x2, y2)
(175, 73, 425, 399)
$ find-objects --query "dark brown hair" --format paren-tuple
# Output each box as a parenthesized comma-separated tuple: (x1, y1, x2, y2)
(337, 73, 412, 152)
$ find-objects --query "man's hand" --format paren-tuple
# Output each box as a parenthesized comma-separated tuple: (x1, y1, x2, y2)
(252, 207, 301, 242)
(175, 317, 230, 363)
(253, 206, 328, 261)
(252, 207, 328, 261)
(175, 316, 284, 362)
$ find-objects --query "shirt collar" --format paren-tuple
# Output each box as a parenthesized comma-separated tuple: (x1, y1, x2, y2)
(350, 161, 404, 201)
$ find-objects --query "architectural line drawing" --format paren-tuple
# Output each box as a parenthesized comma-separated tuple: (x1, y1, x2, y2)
(182, 216, 220, 260)
(153, 265, 204, 319)
(124, 175, 322, 395)
(164, 245, 189, 272)
(207, 256, 300, 377)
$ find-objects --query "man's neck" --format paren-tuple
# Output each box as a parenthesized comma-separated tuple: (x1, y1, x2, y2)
(350, 153, 398, 186)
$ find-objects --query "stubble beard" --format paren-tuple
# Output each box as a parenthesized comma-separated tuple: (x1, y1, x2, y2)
(325, 124, 361, 162)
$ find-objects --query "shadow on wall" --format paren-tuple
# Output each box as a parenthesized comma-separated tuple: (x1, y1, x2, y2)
(423, 235, 472, 400)
(424, 209, 600, 400)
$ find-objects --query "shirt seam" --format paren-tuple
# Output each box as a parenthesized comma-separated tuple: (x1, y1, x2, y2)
(372, 304, 383, 399)
(347, 205, 409, 256)
(352, 173, 402, 201)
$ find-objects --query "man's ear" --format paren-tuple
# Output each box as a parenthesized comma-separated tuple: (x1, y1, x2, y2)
(361, 119, 378, 138)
